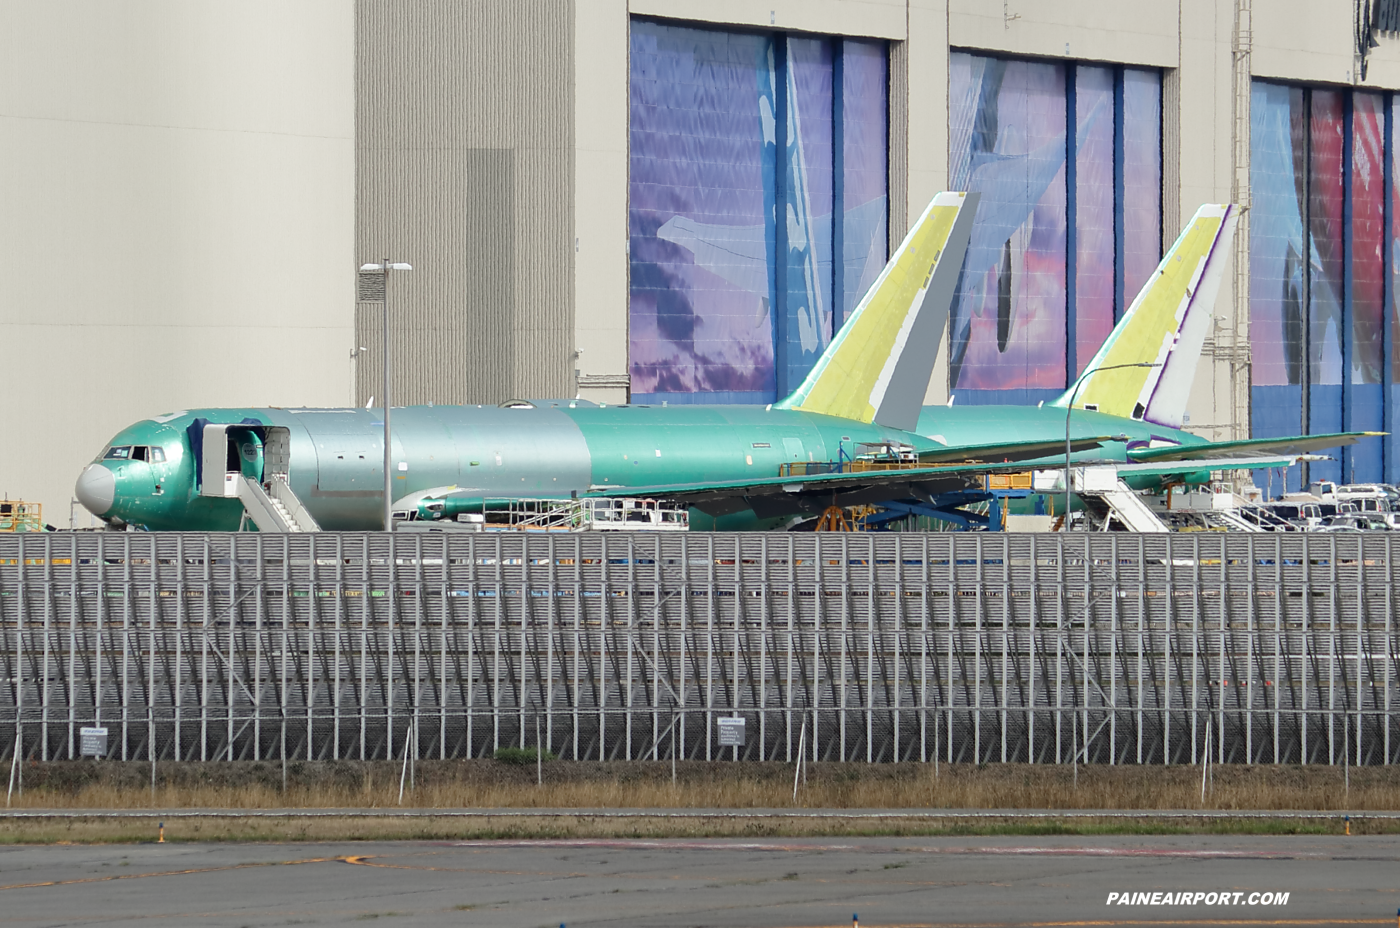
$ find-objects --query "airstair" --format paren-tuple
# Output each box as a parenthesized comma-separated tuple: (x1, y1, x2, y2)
(1071, 466, 1169, 533)
(237, 475, 320, 533)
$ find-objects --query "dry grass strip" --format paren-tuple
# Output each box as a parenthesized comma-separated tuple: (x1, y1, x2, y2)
(5, 760, 1400, 812)
(4, 810, 1395, 845)
(0, 760, 1398, 841)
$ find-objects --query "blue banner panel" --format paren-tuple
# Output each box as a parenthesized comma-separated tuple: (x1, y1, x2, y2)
(629, 21, 777, 401)
(838, 39, 888, 329)
(1249, 85, 1307, 491)
(1249, 83, 1306, 393)
(948, 53, 1068, 393)
(1073, 65, 1114, 377)
(1252, 385, 1305, 492)
(776, 36, 835, 397)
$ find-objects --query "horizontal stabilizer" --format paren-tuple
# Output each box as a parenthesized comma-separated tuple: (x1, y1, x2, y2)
(1128, 432, 1384, 463)
(778, 192, 977, 430)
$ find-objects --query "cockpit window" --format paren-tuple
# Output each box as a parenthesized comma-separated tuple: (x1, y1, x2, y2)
(132, 446, 149, 462)
(150, 446, 166, 463)
(104, 446, 133, 460)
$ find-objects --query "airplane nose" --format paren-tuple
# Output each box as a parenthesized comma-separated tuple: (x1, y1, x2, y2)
(75, 465, 116, 517)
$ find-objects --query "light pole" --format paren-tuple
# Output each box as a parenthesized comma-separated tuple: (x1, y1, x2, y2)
(361, 260, 413, 531)
(1062, 361, 1160, 532)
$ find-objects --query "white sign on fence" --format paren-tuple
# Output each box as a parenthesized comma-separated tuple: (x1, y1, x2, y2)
(79, 727, 108, 758)
(717, 716, 745, 748)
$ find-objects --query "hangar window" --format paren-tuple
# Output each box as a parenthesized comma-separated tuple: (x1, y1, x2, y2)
(103, 446, 132, 460)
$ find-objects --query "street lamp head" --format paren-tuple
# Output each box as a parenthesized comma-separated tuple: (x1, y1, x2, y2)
(359, 262, 414, 272)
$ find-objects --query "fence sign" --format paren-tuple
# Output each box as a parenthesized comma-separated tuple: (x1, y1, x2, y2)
(717, 716, 745, 747)
(79, 727, 107, 758)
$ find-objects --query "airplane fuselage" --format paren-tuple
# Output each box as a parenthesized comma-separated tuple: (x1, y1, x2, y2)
(75, 403, 1207, 531)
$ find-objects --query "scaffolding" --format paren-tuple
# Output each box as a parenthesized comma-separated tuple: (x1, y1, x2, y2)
(2, 531, 1397, 766)
(0, 501, 43, 534)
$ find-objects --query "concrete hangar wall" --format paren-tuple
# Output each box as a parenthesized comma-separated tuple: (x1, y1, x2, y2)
(0, 2, 355, 522)
(11, 2, 1400, 519)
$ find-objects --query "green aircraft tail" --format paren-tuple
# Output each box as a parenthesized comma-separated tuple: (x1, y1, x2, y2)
(1050, 203, 1239, 428)
(775, 191, 977, 431)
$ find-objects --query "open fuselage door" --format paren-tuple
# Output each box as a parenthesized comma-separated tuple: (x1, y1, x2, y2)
(199, 424, 319, 532)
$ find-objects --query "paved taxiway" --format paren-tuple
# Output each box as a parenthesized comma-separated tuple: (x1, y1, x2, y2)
(0, 835, 1395, 927)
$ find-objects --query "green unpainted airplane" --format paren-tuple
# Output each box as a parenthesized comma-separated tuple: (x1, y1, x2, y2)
(74, 193, 1376, 532)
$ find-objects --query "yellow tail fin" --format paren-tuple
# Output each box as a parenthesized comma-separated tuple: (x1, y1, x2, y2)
(775, 192, 977, 430)
(1051, 203, 1239, 427)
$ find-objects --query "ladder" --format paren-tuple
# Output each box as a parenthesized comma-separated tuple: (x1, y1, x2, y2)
(1078, 479, 1170, 533)
(237, 476, 321, 533)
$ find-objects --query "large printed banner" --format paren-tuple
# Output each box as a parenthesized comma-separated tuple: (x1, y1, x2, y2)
(1249, 81, 1389, 485)
(629, 21, 888, 404)
(948, 54, 1069, 397)
(947, 53, 1161, 403)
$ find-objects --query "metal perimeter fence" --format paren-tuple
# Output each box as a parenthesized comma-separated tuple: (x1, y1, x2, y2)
(1, 531, 1398, 768)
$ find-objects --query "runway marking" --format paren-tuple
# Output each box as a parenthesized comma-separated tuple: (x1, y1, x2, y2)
(453, 839, 1326, 859)
(455, 839, 858, 852)
(0, 855, 354, 892)
(342, 854, 588, 878)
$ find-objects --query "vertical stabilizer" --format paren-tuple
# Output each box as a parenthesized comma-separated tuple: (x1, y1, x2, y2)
(775, 191, 977, 430)
(1051, 203, 1239, 428)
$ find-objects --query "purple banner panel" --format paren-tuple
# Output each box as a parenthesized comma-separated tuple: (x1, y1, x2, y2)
(1121, 68, 1162, 306)
(629, 21, 776, 400)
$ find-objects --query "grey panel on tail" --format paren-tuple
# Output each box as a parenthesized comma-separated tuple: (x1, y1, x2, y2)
(873, 192, 979, 432)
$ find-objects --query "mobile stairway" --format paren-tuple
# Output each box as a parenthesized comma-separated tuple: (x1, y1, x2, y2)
(1067, 466, 1169, 533)
(199, 423, 320, 533)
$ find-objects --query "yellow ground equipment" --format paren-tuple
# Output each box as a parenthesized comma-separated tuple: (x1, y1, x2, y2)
(0, 500, 44, 533)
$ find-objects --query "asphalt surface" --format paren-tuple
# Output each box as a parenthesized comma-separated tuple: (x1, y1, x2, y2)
(0, 835, 1396, 927)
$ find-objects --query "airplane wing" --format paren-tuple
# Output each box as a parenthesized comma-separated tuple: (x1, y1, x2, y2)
(589, 438, 1112, 516)
(1127, 431, 1384, 463)
(1115, 455, 1297, 478)
(919, 436, 1124, 464)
